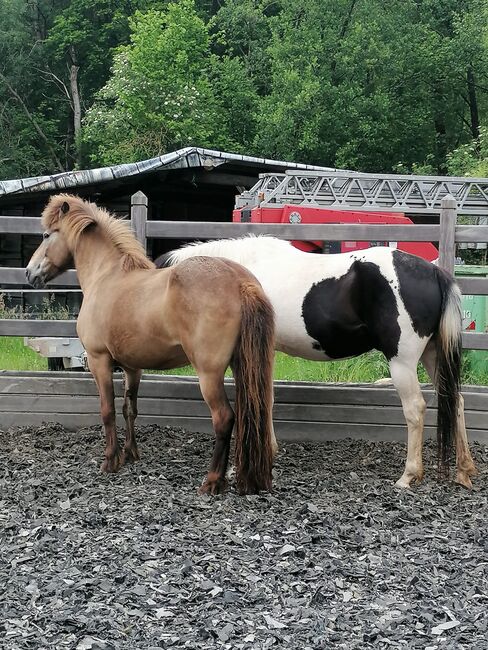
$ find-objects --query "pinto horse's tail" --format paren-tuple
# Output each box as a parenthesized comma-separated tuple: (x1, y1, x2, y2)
(231, 282, 275, 494)
(435, 269, 462, 478)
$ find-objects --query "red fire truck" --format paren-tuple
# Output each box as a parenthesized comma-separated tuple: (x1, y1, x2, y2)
(233, 203, 439, 262)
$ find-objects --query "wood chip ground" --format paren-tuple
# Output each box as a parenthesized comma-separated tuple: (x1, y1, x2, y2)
(1, 423, 487, 649)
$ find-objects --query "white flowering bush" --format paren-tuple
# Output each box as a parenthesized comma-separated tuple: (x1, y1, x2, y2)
(82, 0, 222, 164)
(447, 128, 488, 178)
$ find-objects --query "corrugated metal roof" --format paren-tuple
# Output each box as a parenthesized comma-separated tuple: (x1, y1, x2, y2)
(0, 147, 337, 198)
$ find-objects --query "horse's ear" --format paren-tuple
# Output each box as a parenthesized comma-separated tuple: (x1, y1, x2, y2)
(61, 201, 70, 215)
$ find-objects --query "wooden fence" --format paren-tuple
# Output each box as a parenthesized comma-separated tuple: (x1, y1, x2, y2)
(1, 371, 488, 441)
(0, 191, 487, 441)
(1, 191, 487, 348)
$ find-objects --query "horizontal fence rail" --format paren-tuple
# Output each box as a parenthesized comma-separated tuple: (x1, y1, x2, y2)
(0, 267, 78, 286)
(3, 214, 488, 244)
(1, 192, 487, 349)
(0, 319, 77, 336)
(1, 371, 488, 441)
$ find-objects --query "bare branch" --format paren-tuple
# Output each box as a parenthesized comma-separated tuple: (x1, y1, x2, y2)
(35, 67, 71, 101)
(0, 71, 64, 170)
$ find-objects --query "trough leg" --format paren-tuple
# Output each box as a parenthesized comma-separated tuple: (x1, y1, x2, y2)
(88, 353, 123, 473)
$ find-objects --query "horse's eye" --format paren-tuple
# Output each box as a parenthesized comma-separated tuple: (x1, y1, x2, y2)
(42, 232, 50, 240)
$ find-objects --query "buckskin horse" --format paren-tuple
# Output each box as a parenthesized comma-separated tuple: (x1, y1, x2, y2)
(157, 235, 478, 489)
(26, 196, 275, 495)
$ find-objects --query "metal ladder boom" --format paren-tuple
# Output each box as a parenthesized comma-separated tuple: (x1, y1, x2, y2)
(235, 170, 488, 215)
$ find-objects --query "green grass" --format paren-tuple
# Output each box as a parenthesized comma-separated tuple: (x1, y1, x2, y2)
(0, 337, 48, 371)
(1, 337, 487, 384)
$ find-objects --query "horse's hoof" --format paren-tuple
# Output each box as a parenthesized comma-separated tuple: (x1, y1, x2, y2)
(455, 472, 473, 489)
(123, 446, 140, 464)
(394, 468, 423, 489)
(198, 476, 227, 496)
(467, 464, 479, 477)
(100, 454, 123, 473)
(395, 478, 411, 489)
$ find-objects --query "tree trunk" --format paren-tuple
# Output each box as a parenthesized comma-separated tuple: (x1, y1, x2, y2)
(68, 46, 82, 167)
(69, 46, 82, 139)
(331, 0, 358, 86)
(467, 66, 480, 141)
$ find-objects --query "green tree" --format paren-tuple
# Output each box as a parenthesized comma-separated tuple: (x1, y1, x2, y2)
(209, 55, 259, 151)
(447, 127, 488, 177)
(210, 0, 272, 93)
(83, 0, 260, 164)
(252, 0, 488, 172)
(82, 1, 221, 164)
(46, 0, 153, 166)
(0, 0, 66, 178)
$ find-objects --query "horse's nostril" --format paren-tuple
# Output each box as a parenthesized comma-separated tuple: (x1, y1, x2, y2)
(25, 268, 31, 283)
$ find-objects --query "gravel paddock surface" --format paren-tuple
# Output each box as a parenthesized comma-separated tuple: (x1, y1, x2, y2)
(1, 423, 487, 650)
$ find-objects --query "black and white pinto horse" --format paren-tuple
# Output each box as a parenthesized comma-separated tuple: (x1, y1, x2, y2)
(156, 237, 477, 489)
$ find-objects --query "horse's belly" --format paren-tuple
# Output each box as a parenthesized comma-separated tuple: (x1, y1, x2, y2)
(276, 337, 334, 361)
(271, 296, 374, 361)
(272, 303, 338, 360)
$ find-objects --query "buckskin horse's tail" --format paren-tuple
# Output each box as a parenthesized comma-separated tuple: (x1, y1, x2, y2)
(231, 282, 275, 494)
(435, 269, 462, 478)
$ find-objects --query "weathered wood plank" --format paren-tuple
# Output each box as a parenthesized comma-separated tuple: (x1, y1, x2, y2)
(1, 373, 487, 410)
(455, 225, 488, 243)
(462, 332, 488, 350)
(2, 216, 487, 243)
(130, 191, 147, 246)
(0, 267, 78, 286)
(0, 319, 77, 336)
(0, 395, 207, 417)
(438, 195, 457, 275)
(273, 421, 488, 443)
(3, 411, 488, 443)
(456, 276, 488, 295)
(146, 221, 442, 242)
(3, 394, 486, 429)
(0, 217, 42, 234)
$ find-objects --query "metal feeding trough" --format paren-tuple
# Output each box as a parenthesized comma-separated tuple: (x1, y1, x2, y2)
(24, 337, 86, 371)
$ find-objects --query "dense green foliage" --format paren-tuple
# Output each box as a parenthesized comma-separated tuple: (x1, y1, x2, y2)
(1, 0, 488, 177)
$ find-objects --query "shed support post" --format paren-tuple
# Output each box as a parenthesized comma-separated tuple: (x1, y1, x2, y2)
(131, 191, 148, 252)
(438, 194, 457, 275)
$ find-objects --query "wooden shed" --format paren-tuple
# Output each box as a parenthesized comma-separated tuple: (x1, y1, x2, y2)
(0, 146, 334, 266)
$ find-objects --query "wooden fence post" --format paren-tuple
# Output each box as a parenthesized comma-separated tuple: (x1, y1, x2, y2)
(130, 191, 148, 252)
(438, 194, 457, 275)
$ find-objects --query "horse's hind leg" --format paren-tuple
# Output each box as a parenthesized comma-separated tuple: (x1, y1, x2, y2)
(389, 357, 426, 488)
(88, 353, 123, 473)
(197, 370, 235, 495)
(122, 368, 142, 464)
(421, 341, 477, 488)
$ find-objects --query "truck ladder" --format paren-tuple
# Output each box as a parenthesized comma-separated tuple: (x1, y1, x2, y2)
(235, 170, 488, 215)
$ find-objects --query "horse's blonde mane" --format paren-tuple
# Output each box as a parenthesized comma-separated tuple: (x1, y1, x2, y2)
(42, 194, 154, 271)
(168, 235, 295, 266)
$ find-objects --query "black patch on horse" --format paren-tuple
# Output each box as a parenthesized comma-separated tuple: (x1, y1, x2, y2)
(301, 261, 401, 360)
(392, 250, 442, 338)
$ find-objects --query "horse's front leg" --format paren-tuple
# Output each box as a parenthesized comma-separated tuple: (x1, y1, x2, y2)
(88, 353, 123, 473)
(197, 371, 235, 495)
(122, 368, 142, 464)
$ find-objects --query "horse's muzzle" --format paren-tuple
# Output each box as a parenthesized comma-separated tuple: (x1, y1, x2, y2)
(26, 266, 46, 289)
